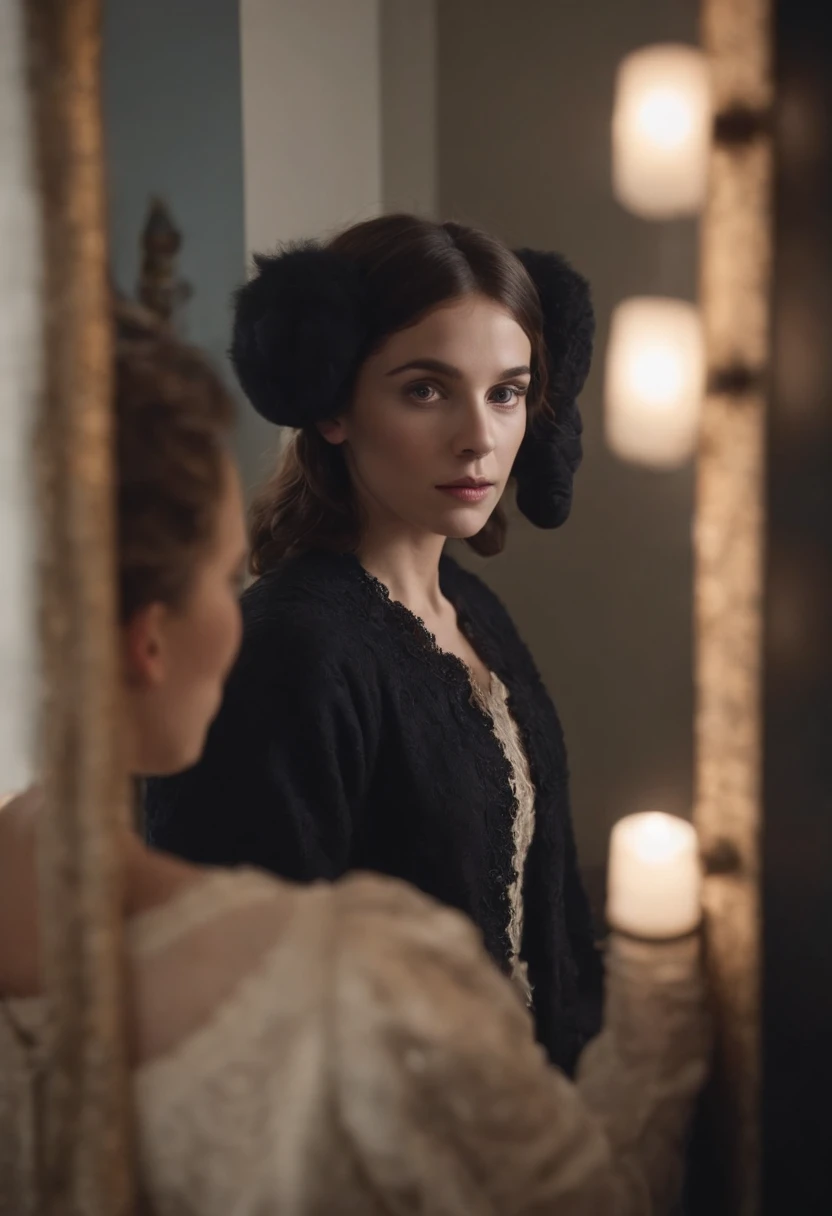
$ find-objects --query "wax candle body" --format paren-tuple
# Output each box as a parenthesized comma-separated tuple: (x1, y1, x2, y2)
(607, 811, 702, 939)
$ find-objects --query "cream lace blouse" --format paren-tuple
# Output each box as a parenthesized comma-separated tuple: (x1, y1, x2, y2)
(474, 672, 537, 1003)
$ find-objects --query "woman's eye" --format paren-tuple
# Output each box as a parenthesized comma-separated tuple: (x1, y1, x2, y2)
(490, 384, 527, 408)
(407, 382, 440, 404)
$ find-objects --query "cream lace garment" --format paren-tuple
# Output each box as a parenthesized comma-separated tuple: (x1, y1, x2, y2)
(473, 672, 537, 1003)
(1, 865, 707, 1216)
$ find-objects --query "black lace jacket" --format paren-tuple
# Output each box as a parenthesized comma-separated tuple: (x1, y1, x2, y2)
(145, 552, 602, 1072)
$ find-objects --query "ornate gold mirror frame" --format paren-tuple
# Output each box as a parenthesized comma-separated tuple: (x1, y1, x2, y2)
(23, 1, 134, 1212)
(696, 1, 771, 1211)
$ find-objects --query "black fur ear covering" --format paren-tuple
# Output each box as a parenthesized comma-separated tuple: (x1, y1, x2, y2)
(512, 249, 595, 530)
(230, 243, 367, 428)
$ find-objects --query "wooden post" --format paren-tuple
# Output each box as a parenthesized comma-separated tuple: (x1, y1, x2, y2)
(695, 0, 773, 1212)
(23, 0, 135, 1212)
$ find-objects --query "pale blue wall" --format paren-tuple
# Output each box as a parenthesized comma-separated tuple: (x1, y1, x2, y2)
(103, 0, 247, 450)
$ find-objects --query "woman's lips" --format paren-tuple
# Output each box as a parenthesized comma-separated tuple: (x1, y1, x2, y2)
(435, 482, 494, 503)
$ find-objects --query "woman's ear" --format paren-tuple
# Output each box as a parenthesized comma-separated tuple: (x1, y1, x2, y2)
(122, 602, 168, 689)
(316, 416, 348, 445)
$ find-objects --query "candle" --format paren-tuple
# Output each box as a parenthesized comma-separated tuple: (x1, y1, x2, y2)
(607, 812, 702, 939)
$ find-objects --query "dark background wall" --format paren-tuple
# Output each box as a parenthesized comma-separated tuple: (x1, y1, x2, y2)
(764, 0, 832, 1206)
(438, 0, 699, 872)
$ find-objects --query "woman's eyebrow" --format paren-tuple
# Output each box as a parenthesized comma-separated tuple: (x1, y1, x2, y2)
(385, 358, 460, 378)
(385, 359, 531, 379)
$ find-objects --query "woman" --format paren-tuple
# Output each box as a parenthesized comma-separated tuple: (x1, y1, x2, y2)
(146, 215, 601, 1072)
(0, 305, 707, 1216)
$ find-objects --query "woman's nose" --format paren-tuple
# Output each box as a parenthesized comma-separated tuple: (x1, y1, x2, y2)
(455, 401, 495, 460)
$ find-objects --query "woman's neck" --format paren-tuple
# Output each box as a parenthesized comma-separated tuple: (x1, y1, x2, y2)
(355, 523, 492, 694)
(356, 528, 447, 619)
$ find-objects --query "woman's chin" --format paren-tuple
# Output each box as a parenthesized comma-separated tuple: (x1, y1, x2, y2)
(434, 504, 496, 540)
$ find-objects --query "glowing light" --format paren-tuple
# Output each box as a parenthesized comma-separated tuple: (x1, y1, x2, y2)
(605, 296, 704, 468)
(613, 44, 710, 218)
(607, 812, 702, 939)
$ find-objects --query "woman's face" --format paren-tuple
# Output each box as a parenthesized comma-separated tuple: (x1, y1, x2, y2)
(123, 457, 248, 776)
(320, 294, 532, 541)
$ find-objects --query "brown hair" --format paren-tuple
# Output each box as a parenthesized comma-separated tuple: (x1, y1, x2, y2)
(114, 303, 235, 620)
(248, 214, 548, 575)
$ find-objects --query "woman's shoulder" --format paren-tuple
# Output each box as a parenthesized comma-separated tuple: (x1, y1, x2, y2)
(157, 866, 508, 1011)
(329, 872, 530, 1032)
(130, 862, 482, 971)
(129, 868, 582, 1214)
(244, 552, 367, 621)
(236, 553, 375, 669)
(333, 870, 484, 958)
(224, 868, 533, 1056)
(129, 865, 518, 1058)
